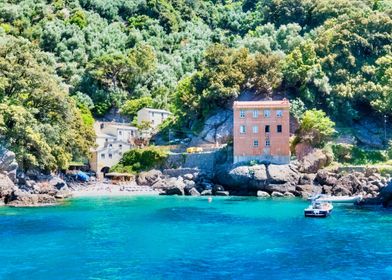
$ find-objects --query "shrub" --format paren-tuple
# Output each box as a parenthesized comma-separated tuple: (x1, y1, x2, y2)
(298, 109, 336, 147)
(111, 146, 168, 173)
(330, 143, 388, 165)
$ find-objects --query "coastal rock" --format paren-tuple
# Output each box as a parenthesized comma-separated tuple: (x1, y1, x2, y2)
(296, 184, 314, 193)
(284, 192, 295, 198)
(161, 177, 186, 195)
(212, 184, 225, 194)
(265, 183, 295, 193)
(137, 170, 163, 186)
(248, 165, 269, 188)
(201, 189, 213, 196)
(49, 176, 67, 189)
(271, 191, 284, 197)
(256, 191, 270, 198)
(267, 164, 299, 185)
(189, 187, 201, 196)
(298, 174, 316, 185)
(0, 174, 16, 202)
(55, 188, 72, 199)
(379, 181, 392, 207)
(332, 186, 352, 196)
(183, 173, 194, 180)
(7, 190, 57, 207)
(298, 149, 330, 174)
(0, 147, 18, 182)
(315, 170, 338, 186)
(215, 191, 230, 196)
(200, 110, 233, 144)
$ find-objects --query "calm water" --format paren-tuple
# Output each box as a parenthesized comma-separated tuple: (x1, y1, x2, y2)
(0, 196, 391, 280)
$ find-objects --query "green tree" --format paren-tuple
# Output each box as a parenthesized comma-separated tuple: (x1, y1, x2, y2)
(0, 34, 95, 171)
(297, 109, 336, 147)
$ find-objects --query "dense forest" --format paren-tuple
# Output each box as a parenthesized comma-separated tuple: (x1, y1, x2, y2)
(1, 0, 392, 170)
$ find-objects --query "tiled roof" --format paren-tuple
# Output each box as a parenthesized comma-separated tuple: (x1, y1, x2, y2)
(233, 99, 290, 108)
(139, 107, 172, 114)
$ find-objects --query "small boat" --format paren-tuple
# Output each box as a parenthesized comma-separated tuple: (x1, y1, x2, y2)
(308, 194, 362, 204)
(304, 201, 333, 218)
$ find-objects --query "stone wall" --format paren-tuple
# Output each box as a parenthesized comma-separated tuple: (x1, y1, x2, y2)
(164, 152, 216, 173)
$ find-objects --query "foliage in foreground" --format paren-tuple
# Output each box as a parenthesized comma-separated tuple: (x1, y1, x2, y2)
(0, 34, 95, 171)
(111, 146, 168, 173)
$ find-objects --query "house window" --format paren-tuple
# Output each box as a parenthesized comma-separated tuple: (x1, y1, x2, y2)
(277, 125, 282, 133)
(119, 144, 123, 149)
(252, 125, 258, 133)
(240, 125, 246, 134)
(264, 110, 271, 117)
(240, 110, 245, 118)
(109, 144, 113, 148)
(253, 140, 259, 147)
(101, 153, 105, 159)
(131, 131, 134, 136)
(152, 112, 155, 117)
(266, 140, 271, 147)
(100, 123, 104, 129)
(276, 110, 283, 117)
(119, 130, 122, 135)
(253, 110, 258, 118)
(109, 154, 113, 159)
(265, 125, 270, 133)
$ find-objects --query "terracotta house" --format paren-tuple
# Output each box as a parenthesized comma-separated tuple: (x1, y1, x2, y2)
(233, 99, 290, 164)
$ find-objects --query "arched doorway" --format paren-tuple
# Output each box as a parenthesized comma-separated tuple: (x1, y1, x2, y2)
(101, 166, 110, 176)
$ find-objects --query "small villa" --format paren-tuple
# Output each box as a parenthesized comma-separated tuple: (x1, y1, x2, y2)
(137, 108, 171, 129)
(90, 122, 138, 177)
(233, 99, 291, 164)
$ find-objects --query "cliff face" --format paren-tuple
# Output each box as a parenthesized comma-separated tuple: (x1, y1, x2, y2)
(0, 147, 18, 183)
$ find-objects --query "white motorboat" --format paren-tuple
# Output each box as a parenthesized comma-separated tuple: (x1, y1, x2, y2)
(308, 194, 362, 204)
(304, 201, 333, 218)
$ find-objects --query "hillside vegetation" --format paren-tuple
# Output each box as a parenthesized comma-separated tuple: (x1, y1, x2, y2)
(1, 0, 392, 170)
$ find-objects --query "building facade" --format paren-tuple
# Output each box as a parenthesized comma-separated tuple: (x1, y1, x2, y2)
(233, 99, 290, 164)
(90, 122, 138, 177)
(137, 108, 171, 129)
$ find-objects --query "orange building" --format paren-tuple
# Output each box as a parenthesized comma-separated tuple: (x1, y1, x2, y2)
(233, 99, 290, 164)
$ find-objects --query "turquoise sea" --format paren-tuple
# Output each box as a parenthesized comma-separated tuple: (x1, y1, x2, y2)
(0, 196, 391, 280)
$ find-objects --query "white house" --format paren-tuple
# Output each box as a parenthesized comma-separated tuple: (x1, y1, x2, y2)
(90, 122, 138, 177)
(137, 108, 171, 129)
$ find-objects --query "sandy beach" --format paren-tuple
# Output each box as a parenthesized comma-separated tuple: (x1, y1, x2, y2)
(70, 182, 160, 197)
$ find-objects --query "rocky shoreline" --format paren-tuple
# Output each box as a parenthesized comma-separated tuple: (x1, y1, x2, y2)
(1, 147, 392, 207)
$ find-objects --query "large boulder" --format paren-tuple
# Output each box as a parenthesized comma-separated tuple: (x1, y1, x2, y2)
(137, 170, 163, 186)
(267, 164, 299, 185)
(379, 181, 392, 207)
(265, 183, 295, 193)
(200, 110, 233, 144)
(158, 177, 186, 195)
(0, 174, 16, 202)
(315, 170, 338, 186)
(216, 164, 268, 188)
(49, 176, 67, 190)
(257, 191, 270, 198)
(298, 149, 330, 174)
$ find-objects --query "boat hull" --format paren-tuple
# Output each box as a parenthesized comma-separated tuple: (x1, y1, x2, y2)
(304, 209, 332, 218)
